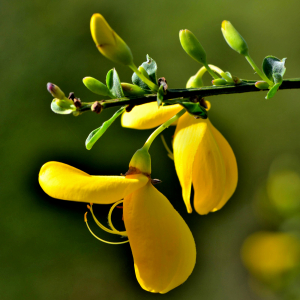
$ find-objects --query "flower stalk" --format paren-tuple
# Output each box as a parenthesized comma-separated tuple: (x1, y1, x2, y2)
(142, 109, 186, 151)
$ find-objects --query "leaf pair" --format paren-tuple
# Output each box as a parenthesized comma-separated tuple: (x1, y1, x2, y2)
(262, 56, 286, 99)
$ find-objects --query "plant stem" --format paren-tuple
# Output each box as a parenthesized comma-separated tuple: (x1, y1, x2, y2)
(79, 78, 300, 112)
(204, 63, 220, 80)
(245, 54, 273, 85)
(142, 109, 186, 151)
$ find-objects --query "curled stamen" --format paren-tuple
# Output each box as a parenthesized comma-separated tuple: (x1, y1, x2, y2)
(84, 211, 129, 245)
(108, 200, 126, 235)
(88, 204, 127, 236)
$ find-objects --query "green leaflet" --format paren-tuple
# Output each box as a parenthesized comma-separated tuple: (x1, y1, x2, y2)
(176, 101, 207, 119)
(157, 85, 164, 107)
(82, 77, 113, 98)
(85, 106, 126, 150)
(106, 69, 125, 98)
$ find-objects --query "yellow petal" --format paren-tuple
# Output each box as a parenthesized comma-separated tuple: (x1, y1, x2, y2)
(192, 125, 226, 215)
(39, 161, 148, 204)
(173, 113, 208, 213)
(124, 182, 196, 293)
(209, 120, 238, 211)
(121, 102, 182, 130)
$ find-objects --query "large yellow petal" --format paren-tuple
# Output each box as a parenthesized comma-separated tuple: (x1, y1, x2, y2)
(39, 161, 148, 204)
(192, 125, 226, 215)
(208, 120, 238, 211)
(121, 102, 182, 130)
(124, 182, 196, 293)
(173, 113, 208, 213)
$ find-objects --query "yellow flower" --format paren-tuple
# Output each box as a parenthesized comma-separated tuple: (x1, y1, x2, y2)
(39, 152, 196, 293)
(121, 102, 238, 215)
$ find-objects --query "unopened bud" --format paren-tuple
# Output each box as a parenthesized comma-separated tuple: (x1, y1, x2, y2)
(121, 83, 147, 97)
(83, 77, 112, 97)
(73, 98, 82, 108)
(212, 78, 227, 86)
(179, 29, 207, 65)
(186, 75, 203, 88)
(158, 77, 168, 92)
(91, 101, 102, 114)
(255, 81, 270, 90)
(90, 14, 133, 66)
(47, 83, 66, 100)
(232, 76, 242, 84)
(221, 21, 248, 56)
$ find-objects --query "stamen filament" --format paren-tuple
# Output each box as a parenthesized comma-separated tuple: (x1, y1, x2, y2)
(160, 134, 174, 160)
(85, 211, 129, 245)
(88, 204, 121, 235)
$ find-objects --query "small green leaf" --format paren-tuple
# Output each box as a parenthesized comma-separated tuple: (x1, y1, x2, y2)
(51, 99, 76, 114)
(265, 83, 281, 99)
(157, 85, 164, 107)
(262, 56, 286, 82)
(83, 77, 113, 97)
(132, 55, 158, 91)
(106, 69, 124, 98)
(265, 73, 283, 99)
(85, 107, 126, 150)
(121, 83, 147, 97)
(176, 101, 207, 119)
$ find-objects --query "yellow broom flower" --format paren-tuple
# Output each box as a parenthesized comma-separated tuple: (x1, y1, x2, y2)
(121, 102, 238, 214)
(39, 150, 196, 293)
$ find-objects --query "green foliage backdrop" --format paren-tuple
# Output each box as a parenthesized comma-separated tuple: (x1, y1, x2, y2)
(1, 0, 300, 299)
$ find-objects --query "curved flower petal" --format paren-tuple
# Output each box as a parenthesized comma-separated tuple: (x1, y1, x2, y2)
(208, 120, 238, 211)
(192, 125, 226, 214)
(124, 182, 196, 293)
(173, 113, 208, 213)
(121, 102, 182, 130)
(39, 161, 148, 204)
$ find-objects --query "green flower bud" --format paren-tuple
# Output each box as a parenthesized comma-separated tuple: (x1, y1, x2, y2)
(212, 78, 227, 86)
(179, 29, 207, 65)
(232, 76, 242, 84)
(186, 75, 203, 88)
(83, 77, 113, 97)
(47, 83, 66, 100)
(121, 83, 147, 97)
(221, 21, 248, 56)
(255, 81, 270, 90)
(129, 148, 151, 175)
(90, 14, 133, 66)
(51, 98, 76, 115)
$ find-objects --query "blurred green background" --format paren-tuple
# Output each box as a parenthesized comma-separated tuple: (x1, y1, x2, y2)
(2, 0, 300, 299)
